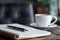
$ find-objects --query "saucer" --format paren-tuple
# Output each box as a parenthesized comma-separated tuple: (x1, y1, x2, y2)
(30, 23, 57, 28)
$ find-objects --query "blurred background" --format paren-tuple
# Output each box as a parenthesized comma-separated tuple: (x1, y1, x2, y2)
(0, 0, 59, 25)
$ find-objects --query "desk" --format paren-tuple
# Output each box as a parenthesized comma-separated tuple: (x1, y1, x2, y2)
(0, 24, 60, 40)
(0, 36, 50, 40)
(0, 34, 60, 40)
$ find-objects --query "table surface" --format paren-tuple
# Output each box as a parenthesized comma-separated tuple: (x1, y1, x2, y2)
(0, 24, 60, 40)
(0, 34, 60, 40)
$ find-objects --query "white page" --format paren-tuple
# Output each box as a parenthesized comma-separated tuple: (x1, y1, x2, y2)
(0, 24, 51, 39)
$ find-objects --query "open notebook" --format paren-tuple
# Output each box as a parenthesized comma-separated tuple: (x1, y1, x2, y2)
(0, 23, 51, 39)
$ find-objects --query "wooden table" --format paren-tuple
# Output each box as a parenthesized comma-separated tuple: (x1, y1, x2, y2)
(0, 24, 60, 40)
(0, 27, 60, 40)
(0, 34, 60, 40)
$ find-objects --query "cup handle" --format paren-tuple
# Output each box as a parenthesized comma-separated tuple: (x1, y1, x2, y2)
(50, 16, 57, 25)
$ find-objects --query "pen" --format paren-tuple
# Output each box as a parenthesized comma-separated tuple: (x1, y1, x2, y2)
(7, 25, 28, 32)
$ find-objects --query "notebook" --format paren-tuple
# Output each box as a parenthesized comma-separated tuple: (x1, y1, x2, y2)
(0, 23, 51, 39)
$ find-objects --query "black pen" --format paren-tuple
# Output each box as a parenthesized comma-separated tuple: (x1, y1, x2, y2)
(7, 25, 28, 32)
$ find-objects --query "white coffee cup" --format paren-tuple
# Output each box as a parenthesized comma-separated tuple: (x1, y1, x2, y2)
(35, 14, 57, 27)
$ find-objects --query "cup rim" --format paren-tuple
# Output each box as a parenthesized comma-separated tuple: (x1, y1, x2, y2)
(35, 14, 51, 16)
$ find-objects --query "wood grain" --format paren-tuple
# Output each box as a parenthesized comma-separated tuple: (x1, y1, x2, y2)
(0, 34, 60, 40)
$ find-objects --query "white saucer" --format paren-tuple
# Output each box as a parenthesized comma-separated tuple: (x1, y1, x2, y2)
(30, 23, 57, 28)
